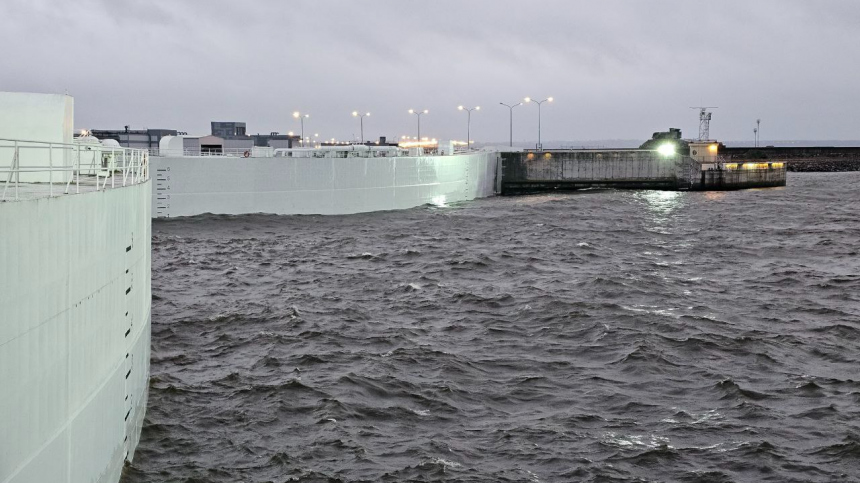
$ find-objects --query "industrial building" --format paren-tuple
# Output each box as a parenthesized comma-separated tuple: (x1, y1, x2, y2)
(89, 127, 178, 151)
(88, 122, 300, 155)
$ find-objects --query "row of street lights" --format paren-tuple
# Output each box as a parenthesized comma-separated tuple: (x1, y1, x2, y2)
(499, 97, 553, 148)
(294, 97, 553, 149)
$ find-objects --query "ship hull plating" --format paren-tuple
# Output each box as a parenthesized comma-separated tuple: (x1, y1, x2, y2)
(0, 180, 151, 483)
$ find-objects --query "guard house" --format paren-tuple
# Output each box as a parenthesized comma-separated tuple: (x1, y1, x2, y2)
(689, 140, 721, 170)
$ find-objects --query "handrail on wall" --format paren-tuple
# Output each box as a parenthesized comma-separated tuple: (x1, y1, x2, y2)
(0, 137, 149, 201)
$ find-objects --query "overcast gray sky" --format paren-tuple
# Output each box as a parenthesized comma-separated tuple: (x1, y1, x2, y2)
(2, 0, 859, 144)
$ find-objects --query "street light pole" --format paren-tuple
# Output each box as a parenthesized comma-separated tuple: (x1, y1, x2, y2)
(352, 111, 370, 143)
(408, 109, 429, 141)
(499, 101, 523, 147)
(293, 111, 309, 147)
(524, 97, 553, 150)
(756, 118, 761, 147)
(457, 105, 480, 151)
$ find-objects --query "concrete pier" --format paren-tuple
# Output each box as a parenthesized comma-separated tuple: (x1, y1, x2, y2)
(500, 150, 786, 194)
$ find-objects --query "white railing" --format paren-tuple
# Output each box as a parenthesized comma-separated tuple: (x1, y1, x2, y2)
(0, 137, 149, 201)
(182, 148, 256, 157)
(272, 146, 408, 159)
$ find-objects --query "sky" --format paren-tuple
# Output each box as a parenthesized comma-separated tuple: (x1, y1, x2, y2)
(2, 0, 859, 145)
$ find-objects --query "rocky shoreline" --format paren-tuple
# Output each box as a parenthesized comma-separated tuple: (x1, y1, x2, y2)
(787, 159, 860, 172)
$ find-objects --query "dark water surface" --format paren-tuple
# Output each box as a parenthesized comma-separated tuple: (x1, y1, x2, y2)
(124, 173, 860, 482)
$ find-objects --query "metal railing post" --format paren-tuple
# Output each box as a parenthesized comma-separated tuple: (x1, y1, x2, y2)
(49, 142, 54, 197)
(2, 144, 13, 200)
(14, 141, 20, 200)
(75, 144, 80, 193)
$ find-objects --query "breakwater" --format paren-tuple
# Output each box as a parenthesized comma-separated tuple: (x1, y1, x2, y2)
(500, 150, 785, 193)
(722, 146, 860, 172)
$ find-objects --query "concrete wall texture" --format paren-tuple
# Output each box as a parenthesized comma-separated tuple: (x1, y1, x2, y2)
(0, 92, 75, 183)
(501, 151, 786, 192)
(501, 151, 689, 192)
(698, 168, 786, 189)
(151, 152, 499, 217)
(0, 180, 151, 483)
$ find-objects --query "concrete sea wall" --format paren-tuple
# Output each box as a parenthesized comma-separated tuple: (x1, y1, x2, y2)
(501, 150, 690, 193)
(500, 150, 786, 192)
(0, 181, 151, 483)
(696, 167, 786, 189)
(150, 152, 499, 218)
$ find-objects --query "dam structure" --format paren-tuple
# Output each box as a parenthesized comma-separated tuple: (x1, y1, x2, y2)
(150, 142, 500, 218)
(0, 92, 151, 483)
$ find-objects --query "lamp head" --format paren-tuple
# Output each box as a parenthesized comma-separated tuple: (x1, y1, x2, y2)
(524, 97, 531, 103)
(475, 106, 480, 111)
(408, 109, 414, 114)
(458, 105, 464, 111)
(293, 111, 300, 118)
(548, 97, 554, 102)
(657, 143, 676, 157)
(352, 111, 358, 117)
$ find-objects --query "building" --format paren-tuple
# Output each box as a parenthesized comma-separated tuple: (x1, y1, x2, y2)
(89, 127, 178, 151)
(90, 121, 300, 155)
(211, 121, 246, 138)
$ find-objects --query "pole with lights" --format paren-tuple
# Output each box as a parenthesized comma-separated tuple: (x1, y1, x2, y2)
(408, 109, 429, 141)
(457, 105, 480, 151)
(756, 118, 761, 147)
(293, 112, 309, 147)
(524, 97, 553, 150)
(352, 111, 370, 144)
(499, 101, 523, 147)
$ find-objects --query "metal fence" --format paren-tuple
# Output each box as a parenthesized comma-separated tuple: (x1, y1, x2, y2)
(0, 138, 149, 201)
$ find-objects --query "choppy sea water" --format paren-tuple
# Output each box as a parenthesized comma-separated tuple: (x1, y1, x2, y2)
(124, 173, 860, 483)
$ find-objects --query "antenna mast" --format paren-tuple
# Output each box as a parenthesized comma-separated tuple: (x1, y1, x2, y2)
(690, 107, 718, 141)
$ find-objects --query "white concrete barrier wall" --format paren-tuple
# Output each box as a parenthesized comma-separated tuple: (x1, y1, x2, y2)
(0, 92, 74, 183)
(0, 181, 151, 483)
(151, 152, 499, 217)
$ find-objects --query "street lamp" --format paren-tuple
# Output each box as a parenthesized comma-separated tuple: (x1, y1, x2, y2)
(524, 96, 553, 150)
(457, 105, 480, 152)
(293, 111, 309, 147)
(499, 101, 523, 147)
(352, 111, 370, 144)
(756, 118, 761, 147)
(408, 109, 429, 141)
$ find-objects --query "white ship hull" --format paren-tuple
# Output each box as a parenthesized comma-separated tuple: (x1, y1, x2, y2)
(0, 180, 151, 483)
(151, 152, 500, 218)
